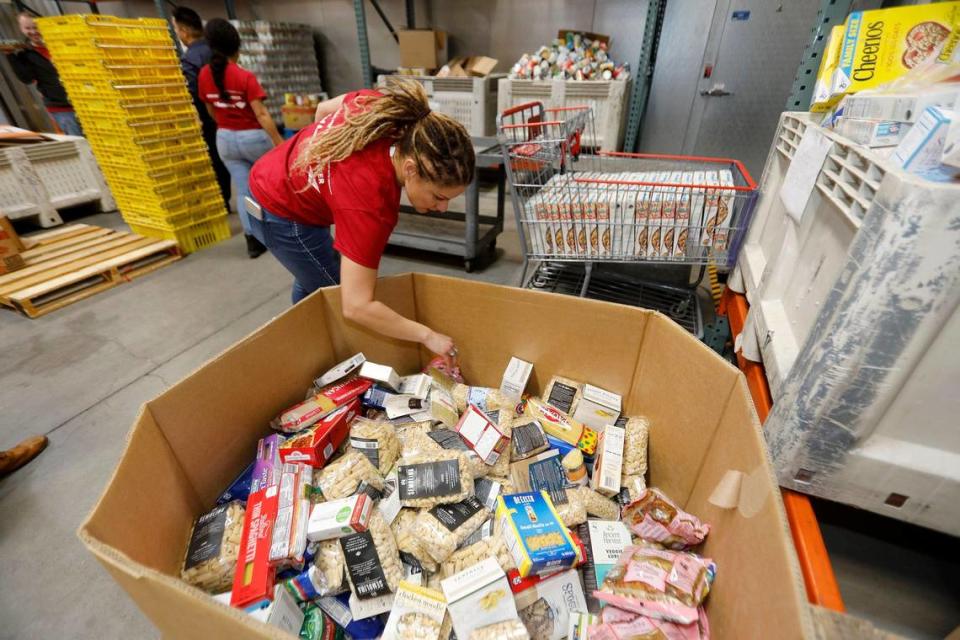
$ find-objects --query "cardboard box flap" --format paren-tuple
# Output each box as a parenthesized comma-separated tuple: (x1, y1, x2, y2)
(630, 315, 740, 505)
(686, 375, 814, 640)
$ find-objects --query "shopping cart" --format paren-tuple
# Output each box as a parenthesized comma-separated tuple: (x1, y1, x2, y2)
(497, 102, 760, 301)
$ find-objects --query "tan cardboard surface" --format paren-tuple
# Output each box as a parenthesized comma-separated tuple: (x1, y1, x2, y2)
(80, 274, 811, 639)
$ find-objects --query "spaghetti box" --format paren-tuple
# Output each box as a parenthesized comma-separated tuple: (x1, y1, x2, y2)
(455, 404, 509, 465)
(359, 361, 401, 392)
(591, 424, 625, 497)
(440, 557, 517, 640)
(230, 485, 280, 611)
(306, 493, 373, 541)
(499, 357, 534, 401)
(497, 491, 579, 578)
(251, 434, 285, 493)
(316, 353, 366, 388)
(275, 377, 372, 433)
(278, 400, 359, 468)
(571, 384, 621, 431)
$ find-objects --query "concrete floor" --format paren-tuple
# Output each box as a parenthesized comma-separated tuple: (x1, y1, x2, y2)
(1, 205, 957, 639)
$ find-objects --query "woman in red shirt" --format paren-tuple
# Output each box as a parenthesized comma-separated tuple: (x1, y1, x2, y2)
(199, 18, 282, 258)
(247, 80, 474, 362)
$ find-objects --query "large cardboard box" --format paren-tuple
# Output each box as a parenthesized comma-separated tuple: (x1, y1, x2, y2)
(398, 29, 447, 70)
(78, 274, 813, 639)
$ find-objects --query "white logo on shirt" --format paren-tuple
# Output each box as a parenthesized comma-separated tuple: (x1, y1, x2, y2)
(305, 105, 345, 194)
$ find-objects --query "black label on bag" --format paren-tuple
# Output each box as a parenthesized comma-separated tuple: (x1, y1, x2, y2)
(614, 415, 628, 428)
(428, 496, 483, 532)
(473, 477, 501, 512)
(529, 454, 567, 494)
(399, 551, 424, 572)
(339, 530, 390, 599)
(486, 409, 500, 423)
(350, 436, 380, 469)
(547, 382, 577, 414)
(458, 518, 494, 549)
(547, 488, 569, 506)
(616, 486, 633, 507)
(184, 504, 229, 569)
(427, 429, 470, 451)
(397, 459, 462, 500)
(358, 480, 383, 502)
(512, 421, 548, 458)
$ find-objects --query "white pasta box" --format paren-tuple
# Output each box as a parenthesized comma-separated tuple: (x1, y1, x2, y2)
(571, 180, 588, 258)
(633, 173, 650, 258)
(594, 178, 613, 259)
(836, 117, 911, 147)
(306, 493, 373, 541)
(688, 171, 707, 249)
(499, 356, 533, 402)
(674, 172, 692, 258)
(441, 557, 518, 640)
(526, 192, 545, 256)
(398, 373, 432, 399)
(714, 170, 735, 252)
(248, 584, 304, 635)
(511, 568, 587, 640)
(660, 171, 681, 257)
(842, 89, 960, 123)
(455, 404, 509, 465)
(893, 107, 956, 180)
(559, 190, 578, 256)
(381, 581, 447, 640)
(701, 171, 720, 247)
(571, 384, 621, 432)
(384, 393, 429, 419)
(591, 424, 625, 497)
(315, 353, 365, 388)
(579, 519, 632, 601)
(358, 361, 401, 392)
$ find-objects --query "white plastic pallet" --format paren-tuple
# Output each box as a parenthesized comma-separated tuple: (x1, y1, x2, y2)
(379, 74, 503, 137)
(735, 112, 960, 535)
(497, 78, 630, 151)
(0, 135, 115, 228)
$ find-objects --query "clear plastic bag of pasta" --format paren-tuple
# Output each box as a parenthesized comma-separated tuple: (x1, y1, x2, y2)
(180, 500, 244, 593)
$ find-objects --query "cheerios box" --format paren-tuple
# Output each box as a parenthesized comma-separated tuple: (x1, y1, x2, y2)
(497, 491, 579, 578)
(830, 3, 960, 99)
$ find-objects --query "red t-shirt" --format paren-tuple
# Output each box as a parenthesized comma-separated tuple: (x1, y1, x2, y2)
(249, 90, 400, 270)
(198, 62, 266, 130)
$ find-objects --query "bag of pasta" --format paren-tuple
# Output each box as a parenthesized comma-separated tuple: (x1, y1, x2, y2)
(621, 488, 709, 549)
(414, 495, 491, 563)
(316, 450, 383, 500)
(180, 501, 244, 593)
(348, 416, 400, 475)
(339, 510, 404, 598)
(391, 508, 439, 573)
(396, 450, 475, 508)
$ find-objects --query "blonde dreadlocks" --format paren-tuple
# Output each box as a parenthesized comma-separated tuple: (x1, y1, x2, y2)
(293, 79, 475, 187)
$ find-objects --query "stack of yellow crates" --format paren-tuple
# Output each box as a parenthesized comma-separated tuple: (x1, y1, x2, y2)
(37, 14, 230, 253)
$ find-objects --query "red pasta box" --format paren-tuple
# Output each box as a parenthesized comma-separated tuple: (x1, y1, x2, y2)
(279, 399, 360, 468)
(273, 377, 372, 433)
(455, 404, 509, 465)
(231, 485, 280, 611)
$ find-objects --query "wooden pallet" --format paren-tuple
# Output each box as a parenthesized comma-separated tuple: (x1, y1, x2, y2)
(0, 223, 181, 318)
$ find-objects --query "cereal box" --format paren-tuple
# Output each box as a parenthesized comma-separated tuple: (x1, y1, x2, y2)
(831, 4, 960, 100)
(496, 491, 579, 578)
(713, 170, 735, 252)
(660, 171, 681, 258)
(687, 171, 707, 250)
(647, 172, 667, 257)
(700, 171, 720, 248)
(673, 172, 692, 258)
(810, 25, 845, 112)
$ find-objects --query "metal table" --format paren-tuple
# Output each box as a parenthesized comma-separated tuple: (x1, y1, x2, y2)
(388, 137, 506, 272)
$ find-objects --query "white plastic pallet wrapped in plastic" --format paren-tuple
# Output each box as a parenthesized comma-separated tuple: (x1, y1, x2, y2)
(746, 117, 960, 535)
(0, 135, 115, 228)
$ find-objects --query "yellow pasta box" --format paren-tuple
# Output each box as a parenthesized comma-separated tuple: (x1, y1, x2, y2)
(831, 3, 960, 99)
(496, 491, 579, 578)
(810, 25, 845, 112)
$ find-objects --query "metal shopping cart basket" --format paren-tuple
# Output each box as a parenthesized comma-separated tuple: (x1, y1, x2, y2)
(497, 101, 759, 335)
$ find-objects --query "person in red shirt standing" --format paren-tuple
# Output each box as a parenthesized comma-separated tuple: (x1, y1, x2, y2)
(198, 18, 282, 258)
(247, 80, 474, 363)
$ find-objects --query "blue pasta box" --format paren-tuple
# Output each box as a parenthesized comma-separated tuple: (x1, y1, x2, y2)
(496, 491, 579, 577)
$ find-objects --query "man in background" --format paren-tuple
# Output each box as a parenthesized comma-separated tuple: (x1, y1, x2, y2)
(2, 12, 82, 136)
(172, 6, 232, 211)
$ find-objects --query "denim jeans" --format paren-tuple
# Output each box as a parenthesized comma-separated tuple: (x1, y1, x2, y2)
(50, 110, 83, 136)
(216, 128, 273, 234)
(248, 201, 341, 304)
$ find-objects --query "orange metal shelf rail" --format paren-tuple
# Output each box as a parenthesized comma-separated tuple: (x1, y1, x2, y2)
(719, 289, 846, 612)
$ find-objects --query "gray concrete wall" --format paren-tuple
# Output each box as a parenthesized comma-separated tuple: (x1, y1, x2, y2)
(42, 0, 649, 96)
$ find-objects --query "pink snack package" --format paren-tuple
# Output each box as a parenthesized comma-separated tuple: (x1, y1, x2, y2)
(591, 605, 710, 640)
(621, 488, 710, 549)
(594, 545, 715, 625)
(424, 356, 464, 384)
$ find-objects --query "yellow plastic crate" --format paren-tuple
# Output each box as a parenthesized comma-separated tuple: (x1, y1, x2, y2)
(120, 197, 227, 228)
(127, 214, 232, 253)
(83, 119, 202, 146)
(100, 63, 184, 83)
(99, 157, 215, 189)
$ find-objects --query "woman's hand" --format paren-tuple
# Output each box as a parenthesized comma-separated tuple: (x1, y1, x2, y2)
(422, 329, 457, 368)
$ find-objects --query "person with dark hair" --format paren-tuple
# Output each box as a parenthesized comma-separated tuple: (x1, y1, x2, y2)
(246, 80, 474, 364)
(198, 18, 281, 258)
(171, 6, 232, 215)
(1, 12, 82, 136)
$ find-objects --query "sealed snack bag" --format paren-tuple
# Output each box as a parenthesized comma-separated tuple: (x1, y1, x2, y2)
(621, 488, 710, 549)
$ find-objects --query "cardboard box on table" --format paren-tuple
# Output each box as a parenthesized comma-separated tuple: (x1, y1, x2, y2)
(78, 274, 814, 639)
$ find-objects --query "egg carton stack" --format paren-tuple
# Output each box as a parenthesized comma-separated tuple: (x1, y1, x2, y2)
(233, 21, 325, 124)
(509, 32, 630, 81)
(37, 14, 230, 253)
